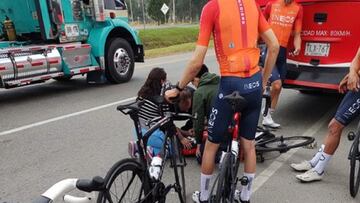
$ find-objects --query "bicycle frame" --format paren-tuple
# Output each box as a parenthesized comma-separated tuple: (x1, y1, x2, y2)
(123, 104, 187, 203)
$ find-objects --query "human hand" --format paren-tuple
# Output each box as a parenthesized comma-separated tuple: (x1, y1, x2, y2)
(181, 137, 192, 149)
(196, 144, 201, 157)
(347, 71, 360, 92)
(339, 74, 349, 94)
(293, 48, 300, 56)
(165, 89, 180, 103)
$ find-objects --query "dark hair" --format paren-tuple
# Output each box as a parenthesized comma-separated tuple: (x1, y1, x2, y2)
(196, 64, 209, 78)
(138, 67, 167, 99)
(179, 88, 193, 102)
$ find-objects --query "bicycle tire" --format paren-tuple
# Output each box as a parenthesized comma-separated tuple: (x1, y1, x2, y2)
(349, 134, 360, 197)
(209, 153, 231, 203)
(97, 158, 149, 203)
(256, 136, 314, 152)
(171, 135, 187, 203)
(229, 155, 241, 203)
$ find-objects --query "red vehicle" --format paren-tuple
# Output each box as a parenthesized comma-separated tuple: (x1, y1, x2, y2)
(258, 0, 360, 92)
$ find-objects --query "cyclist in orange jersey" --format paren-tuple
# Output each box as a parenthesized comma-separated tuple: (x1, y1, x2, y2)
(262, 0, 303, 128)
(166, 0, 279, 202)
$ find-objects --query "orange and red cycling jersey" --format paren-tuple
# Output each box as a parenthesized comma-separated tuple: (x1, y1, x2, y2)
(264, 0, 303, 48)
(197, 0, 270, 78)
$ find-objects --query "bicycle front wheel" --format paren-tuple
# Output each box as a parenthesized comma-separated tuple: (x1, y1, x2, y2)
(97, 158, 148, 203)
(256, 136, 315, 153)
(170, 135, 187, 203)
(349, 134, 360, 197)
(209, 153, 231, 203)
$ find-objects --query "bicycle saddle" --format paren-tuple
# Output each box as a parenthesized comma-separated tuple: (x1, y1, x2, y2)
(223, 91, 247, 112)
(117, 99, 144, 115)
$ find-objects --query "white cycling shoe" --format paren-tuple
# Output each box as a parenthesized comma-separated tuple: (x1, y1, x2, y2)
(290, 160, 313, 172)
(148, 156, 162, 180)
(262, 113, 281, 128)
(296, 168, 323, 182)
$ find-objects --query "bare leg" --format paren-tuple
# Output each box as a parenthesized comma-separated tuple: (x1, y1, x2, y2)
(270, 79, 282, 110)
(201, 140, 220, 174)
(323, 118, 345, 155)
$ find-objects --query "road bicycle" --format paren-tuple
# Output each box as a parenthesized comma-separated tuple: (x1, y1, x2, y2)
(34, 97, 192, 203)
(209, 91, 315, 203)
(347, 123, 360, 197)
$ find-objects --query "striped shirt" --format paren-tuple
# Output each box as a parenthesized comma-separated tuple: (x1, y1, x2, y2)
(138, 97, 170, 129)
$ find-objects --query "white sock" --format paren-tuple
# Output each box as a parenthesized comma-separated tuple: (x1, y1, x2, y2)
(314, 152, 332, 174)
(309, 144, 325, 167)
(240, 173, 255, 201)
(269, 108, 275, 114)
(200, 173, 213, 201)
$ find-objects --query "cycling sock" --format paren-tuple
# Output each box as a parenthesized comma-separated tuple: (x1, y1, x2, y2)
(314, 152, 332, 174)
(309, 144, 325, 167)
(200, 173, 213, 201)
(240, 173, 255, 201)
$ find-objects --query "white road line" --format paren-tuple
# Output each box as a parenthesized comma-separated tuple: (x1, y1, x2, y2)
(252, 108, 334, 193)
(0, 97, 136, 137)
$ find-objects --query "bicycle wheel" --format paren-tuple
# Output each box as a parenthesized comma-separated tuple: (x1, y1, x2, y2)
(170, 135, 187, 203)
(349, 134, 360, 197)
(209, 153, 231, 203)
(256, 136, 314, 153)
(97, 158, 149, 203)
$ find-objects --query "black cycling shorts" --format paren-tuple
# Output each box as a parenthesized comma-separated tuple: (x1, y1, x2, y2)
(207, 72, 262, 143)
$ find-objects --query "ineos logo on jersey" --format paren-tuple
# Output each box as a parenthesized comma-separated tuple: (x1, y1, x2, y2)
(343, 98, 360, 119)
(272, 15, 295, 24)
(208, 108, 218, 129)
(244, 81, 260, 90)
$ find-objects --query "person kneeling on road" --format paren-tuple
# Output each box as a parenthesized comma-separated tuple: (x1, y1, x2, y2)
(127, 67, 193, 180)
(191, 64, 227, 164)
(291, 47, 360, 182)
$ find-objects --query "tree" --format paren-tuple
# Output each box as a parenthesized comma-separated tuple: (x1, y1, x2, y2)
(147, 0, 170, 25)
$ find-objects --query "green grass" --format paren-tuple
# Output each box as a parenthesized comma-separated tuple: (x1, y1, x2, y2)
(145, 42, 196, 58)
(145, 40, 214, 59)
(139, 26, 199, 50)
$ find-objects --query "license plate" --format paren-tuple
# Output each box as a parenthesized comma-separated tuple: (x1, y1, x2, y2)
(64, 24, 80, 37)
(305, 42, 330, 57)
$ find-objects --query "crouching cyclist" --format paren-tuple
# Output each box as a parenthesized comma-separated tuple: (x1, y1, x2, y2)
(165, 0, 279, 202)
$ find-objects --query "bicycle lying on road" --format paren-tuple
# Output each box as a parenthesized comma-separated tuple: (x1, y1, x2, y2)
(347, 124, 360, 198)
(33, 97, 192, 203)
(209, 91, 315, 203)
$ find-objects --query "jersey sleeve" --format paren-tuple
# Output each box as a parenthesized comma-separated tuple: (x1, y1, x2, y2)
(258, 4, 271, 34)
(197, 2, 217, 47)
(263, 2, 272, 20)
(294, 5, 303, 33)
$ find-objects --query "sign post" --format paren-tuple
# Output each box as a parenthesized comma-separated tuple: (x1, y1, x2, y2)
(161, 3, 169, 24)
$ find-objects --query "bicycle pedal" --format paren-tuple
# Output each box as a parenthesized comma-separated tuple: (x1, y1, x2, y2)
(303, 141, 317, 149)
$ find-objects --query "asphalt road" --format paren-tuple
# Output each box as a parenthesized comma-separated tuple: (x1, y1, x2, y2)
(0, 51, 359, 203)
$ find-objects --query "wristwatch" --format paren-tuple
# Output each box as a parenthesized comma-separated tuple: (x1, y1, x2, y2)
(175, 82, 184, 91)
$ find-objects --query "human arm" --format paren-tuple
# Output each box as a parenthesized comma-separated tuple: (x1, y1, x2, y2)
(258, 5, 280, 90)
(260, 29, 279, 89)
(293, 6, 303, 55)
(347, 47, 360, 92)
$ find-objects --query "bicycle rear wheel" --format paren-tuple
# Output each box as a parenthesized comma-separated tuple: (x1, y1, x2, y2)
(209, 153, 231, 203)
(256, 136, 314, 153)
(97, 158, 149, 203)
(170, 135, 187, 203)
(349, 134, 360, 197)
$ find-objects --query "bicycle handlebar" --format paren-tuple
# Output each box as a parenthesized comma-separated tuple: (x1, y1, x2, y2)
(33, 179, 78, 203)
(33, 177, 104, 203)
